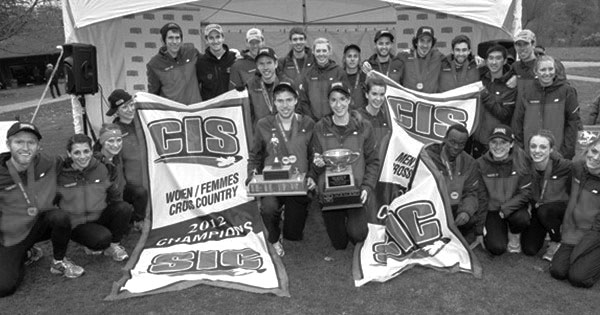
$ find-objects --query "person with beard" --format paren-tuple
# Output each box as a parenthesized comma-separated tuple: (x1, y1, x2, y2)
(297, 38, 347, 122)
(550, 136, 600, 288)
(397, 26, 444, 93)
(246, 47, 282, 127)
(248, 82, 317, 257)
(438, 35, 480, 92)
(147, 22, 202, 104)
(278, 27, 315, 88)
(342, 44, 367, 110)
(471, 45, 517, 158)
(511, 55, 581, 159)
(424, 124, 482, 243)
(230, 28, 265, 89)
(477, 125, 532, 255)
(0, 123, 84, 297)
(361, 30, 403, 84)
(56, 134, 133, 262)
(196, 24, 237, 100)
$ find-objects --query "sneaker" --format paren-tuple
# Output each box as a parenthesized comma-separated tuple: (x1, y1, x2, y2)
(507, 232, 522, 254)
(104, 243, 129, 261)
(133, 220, 144, 232)
(25, 245, 43, 266)
(83, 246, 102, 255)
(272, 241, 285, 257)
(50, 258, 85, 278)
(543, 241, 560, 262)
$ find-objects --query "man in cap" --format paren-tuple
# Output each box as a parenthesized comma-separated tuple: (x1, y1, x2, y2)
(0, 122, 84, 297)
(438, 35, 480, 92)
(106, 89, 148, 232)
(246, 47, 282, 127)
(230, 28, 266, 89)
(147, 22, 202, 105)
(196, 23, 237, 100)
(278, 27, 315, 88)
(342, 44, 367, 109)
(248, 82, 317, 257)
(45, 64, 61, 99)
(508, 29, 566, 86)
(398, 26, 444, 93)
(362, 30, 404, 83)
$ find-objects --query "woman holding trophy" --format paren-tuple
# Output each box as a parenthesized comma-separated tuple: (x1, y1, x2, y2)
(309, 81, 380, 253)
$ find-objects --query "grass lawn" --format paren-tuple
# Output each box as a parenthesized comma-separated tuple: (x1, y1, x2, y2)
(2, 100, 600, 314)
(546, 47, 600, 62)
(0, 83, 65, 107)
(566, 67, 600, 79)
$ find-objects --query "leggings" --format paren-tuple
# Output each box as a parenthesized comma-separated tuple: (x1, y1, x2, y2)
(124, 183, 148, 222)
(521, 202, 567, 256)
(551, 238, 600, 288)
(71, 201, 132, 250)
(483, 207, 530, 255)
(260, 196, 310, 243)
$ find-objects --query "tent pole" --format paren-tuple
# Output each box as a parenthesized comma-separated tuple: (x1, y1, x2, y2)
(302, 0, 306, 27)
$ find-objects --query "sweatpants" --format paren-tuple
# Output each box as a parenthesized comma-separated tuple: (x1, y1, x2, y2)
(550, 238, 600, 288)
(261, 195, 310, 243)
(484, 207, 530, 255)
(521, 202, 567, 256)
(0, 209, 71, 297)
(71, 201, 132, 250)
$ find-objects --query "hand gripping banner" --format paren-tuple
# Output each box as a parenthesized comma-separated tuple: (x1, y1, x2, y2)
(106, 91, 289, 300)
(353, 72, 482, 286)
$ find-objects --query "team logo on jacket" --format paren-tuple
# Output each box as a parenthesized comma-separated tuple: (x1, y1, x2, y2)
(147, 116, 242, 167)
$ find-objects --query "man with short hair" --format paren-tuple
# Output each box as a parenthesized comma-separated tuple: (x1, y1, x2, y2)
(196, 23, 237, 100)
(342, 44, 367, 109)
(362, 30, 404, 84)
(147, 22, 202, 105)
(278, 27, 315, 87)
(246, 47, 282, 127)
(438, 35, 480, 92)
(0, 122, 84, 297)
(509, 29, 565, 84)
(424, 124, 483, 242)
(230, 28, 265, 89)
(398, 26, 444, 93)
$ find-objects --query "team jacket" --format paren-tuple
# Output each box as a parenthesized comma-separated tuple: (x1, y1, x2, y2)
(397, 48, 444, 93)
(246, 73, 282, 127)
(476, 150, 532, 217)
(56, 157, 117, 227)
(561, 159, 600, 246)
(308, 112, 380, 194)
(93, 151, 126, 202)
(196, 44, 237, 100)
(113, 118, 144, 187)
(424, 143, 481, 218)
(248, 114, 315, 176)
(473, 65, 517, 144)
(146, 44, 202, 105)
(365, 53, 404, 84)
(230, 50, 257, 89)
(530, 153, 572, 206)
(298, 60, 347, 121)
(0, 153, 58, 246)
(512, 58, 567, 82)
(343, 71, 367, 110)
(438, 54, 480, 92)
(277, 47, 315, 87)
(511, 77, 581, 159)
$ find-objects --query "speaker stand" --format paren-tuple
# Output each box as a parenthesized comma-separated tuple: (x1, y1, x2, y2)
(77, 94, 97, 141)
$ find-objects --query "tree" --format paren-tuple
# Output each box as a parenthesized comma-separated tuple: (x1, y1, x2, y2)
(0, 0, 57, 43)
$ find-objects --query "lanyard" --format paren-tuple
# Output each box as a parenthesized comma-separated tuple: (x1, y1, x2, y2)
(377, 59, 390, 77)
(275, 114, 298, 144)
(7, 159, 37, 211)
(292, 57, 308, 76)
(353, 72, 361, 90)
(260, 81, 274, 113)
(538, 161, 554, 203)
(441, 149, 461, 182)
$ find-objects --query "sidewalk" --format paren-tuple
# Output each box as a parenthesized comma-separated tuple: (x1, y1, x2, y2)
(0, 94, 70, 114)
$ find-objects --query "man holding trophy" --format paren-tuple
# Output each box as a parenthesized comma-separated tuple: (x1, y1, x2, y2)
(247, 82, 317, 257)
(309, 82, 380, 251)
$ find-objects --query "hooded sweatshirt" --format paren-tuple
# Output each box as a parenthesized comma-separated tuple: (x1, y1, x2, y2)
(297, 60, 347, 121)
(196, 44, 237, 100)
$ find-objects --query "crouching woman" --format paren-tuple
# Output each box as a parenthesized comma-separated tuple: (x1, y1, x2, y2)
(550, 137, 600, 288)
(56, 134, 132, 261)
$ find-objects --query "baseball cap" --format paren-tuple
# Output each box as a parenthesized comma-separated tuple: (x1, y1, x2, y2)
(204, 24, 223, 37)
(273, 81, 298, 97)
(7, 122, 42, 140)
(328, 81, 351, 98)
(416, 26, 435, 40)
(488, 124, 514, 142)
(160, 22, 183, 42)
(374, 30, 394, 42)
(514, 29, 536, 44)
(343, 44, 361, 54)
(246, 28, 264, 42)
(255, 47, 277, 61)
(107, 89, 133, 116)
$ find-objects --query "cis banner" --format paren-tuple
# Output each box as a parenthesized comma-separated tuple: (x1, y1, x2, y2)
(106, 91, 289, 300)
(353, 72, 483, 286)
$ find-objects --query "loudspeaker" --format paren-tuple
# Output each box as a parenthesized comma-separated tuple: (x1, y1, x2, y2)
(62, 43, 98, 95)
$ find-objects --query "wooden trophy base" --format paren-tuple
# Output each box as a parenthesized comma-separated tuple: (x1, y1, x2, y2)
(263, 164, 292, 180)
(247, 173, 307, 197)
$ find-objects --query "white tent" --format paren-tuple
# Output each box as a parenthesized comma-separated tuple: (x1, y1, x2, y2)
(61, 0, 521, 132)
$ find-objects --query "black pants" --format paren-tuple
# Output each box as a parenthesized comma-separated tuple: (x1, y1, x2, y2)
(451, 205, 477, 243)
(49, 82, 61, 98)
(261, 196, 310, 243)
(124, 183, 148, 223)
(0, 209, 71, 297)
(484, 207, 530, 255)
(71, 201, 132, 250)
(550, 240, 600, 288)
(322, 205, 368, 250)
(521, 202, 567, 256)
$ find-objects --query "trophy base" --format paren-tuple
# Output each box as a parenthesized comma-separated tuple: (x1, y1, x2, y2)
(320, 187, 362, 211)
(247, 173, 307, 197)
(263, 164, 292, 180)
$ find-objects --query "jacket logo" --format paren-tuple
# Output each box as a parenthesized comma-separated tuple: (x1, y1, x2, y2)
(64, 182, 77, 188)
(486, 173, 499, 177)
(4, 184, 16, 191)
(529, 100, 540, 104)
